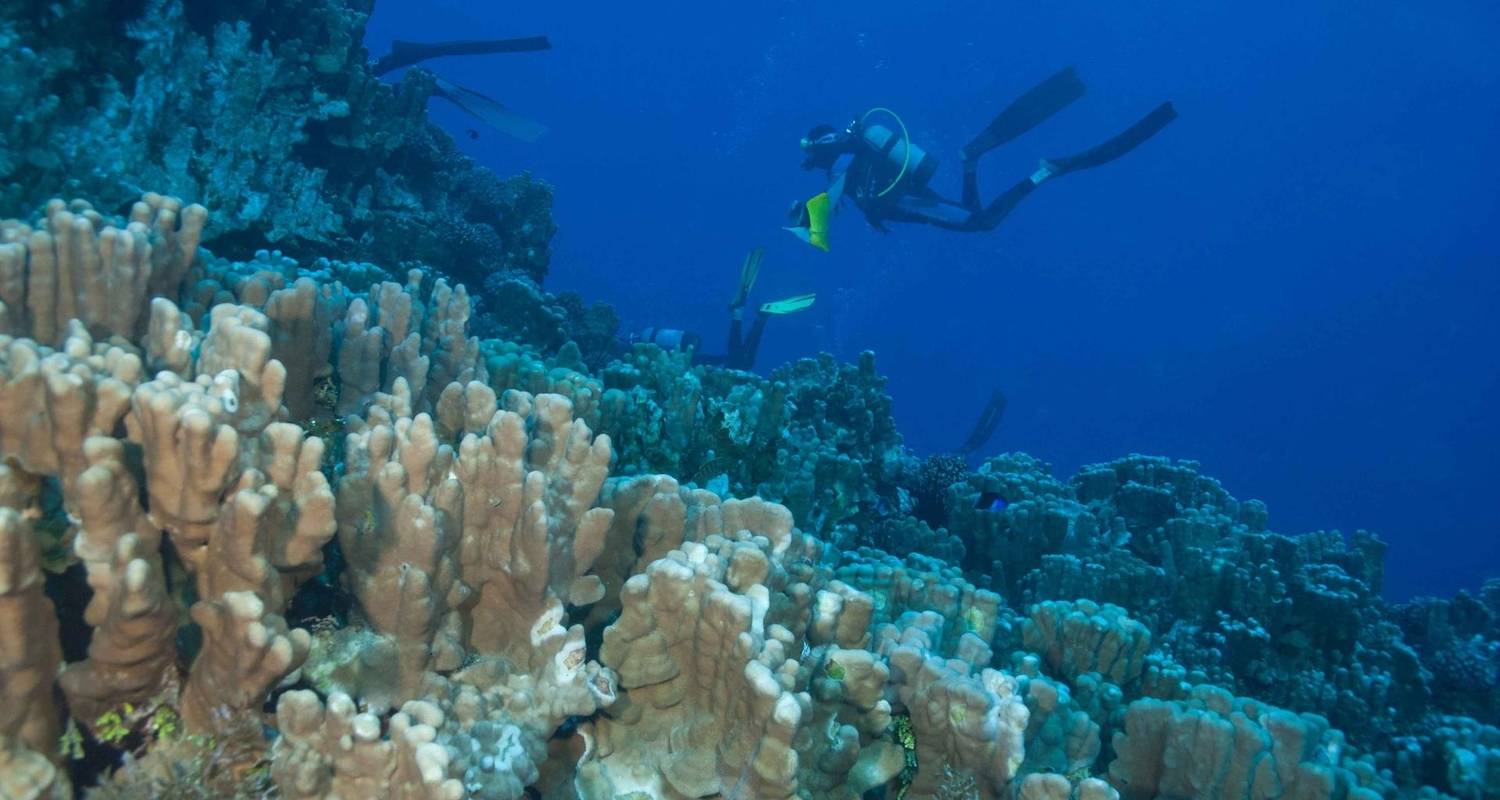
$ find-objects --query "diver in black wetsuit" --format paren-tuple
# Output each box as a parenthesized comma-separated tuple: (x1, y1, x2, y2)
(637, 249, 814, 371)
(786, 67, 1176, 245)
(689, 308, 769, 370)
(639, 306, 792, 371)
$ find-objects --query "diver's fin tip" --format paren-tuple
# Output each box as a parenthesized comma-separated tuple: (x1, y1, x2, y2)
(760, 293, 817, 315)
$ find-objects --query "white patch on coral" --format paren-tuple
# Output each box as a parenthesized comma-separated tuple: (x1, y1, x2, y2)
(212, 368, 241, 413)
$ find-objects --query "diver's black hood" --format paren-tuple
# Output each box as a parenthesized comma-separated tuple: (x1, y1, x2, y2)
(801, 124, 841, 170)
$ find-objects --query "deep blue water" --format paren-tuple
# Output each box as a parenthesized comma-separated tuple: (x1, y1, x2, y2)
(365, 0, 1500, 599)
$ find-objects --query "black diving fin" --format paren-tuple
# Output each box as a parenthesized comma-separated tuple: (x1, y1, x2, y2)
(962, 66, 1089, 162)
(373, 36, 552, 76)
(432, 76, 548, 142)
(1043, 102, 1178, 178)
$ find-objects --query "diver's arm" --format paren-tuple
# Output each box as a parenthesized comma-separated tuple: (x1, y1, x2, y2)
(826, 154, 854, 207)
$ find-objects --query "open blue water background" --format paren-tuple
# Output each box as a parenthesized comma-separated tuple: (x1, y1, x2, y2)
(365, 0, 1500, 599)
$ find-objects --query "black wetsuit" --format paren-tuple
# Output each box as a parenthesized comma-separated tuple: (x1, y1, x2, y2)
(695, 311, 769, 370)
(812, 67, 1177, 234)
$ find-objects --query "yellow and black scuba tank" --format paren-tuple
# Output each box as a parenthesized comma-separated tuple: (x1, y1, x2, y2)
(858, 123, 939, 192)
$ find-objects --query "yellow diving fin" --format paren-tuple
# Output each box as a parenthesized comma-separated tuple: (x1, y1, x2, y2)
(805, 192, 831, 251)
(732, 247, 764, 308)
(784, 192, 832, 251)
(760, 293, 816, 315)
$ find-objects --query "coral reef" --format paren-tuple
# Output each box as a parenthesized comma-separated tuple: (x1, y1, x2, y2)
(1, 0, 554, 285)
(0, 1, 1496, 797)
(1, 193, 1496, 799)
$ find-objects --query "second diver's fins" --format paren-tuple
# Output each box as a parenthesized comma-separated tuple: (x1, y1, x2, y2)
(432, 76, 548, 142)
(732, 248, 764, 310)
(1042, 101, 1178, 179)
(760, 293, 816, 315)
(373, 36, 552, 76)
(962, 66, 1088, 162)
(783, 192, 832, 251)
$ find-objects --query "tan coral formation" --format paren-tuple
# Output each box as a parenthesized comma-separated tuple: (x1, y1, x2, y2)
(1108, 684, 1384, 800)
(580, 542, 806, 799)
(576, 495, 906, 800)
(1022, 599, 1152, 686)
(886, 645, 1030, 800)
(0, 195, 204, 345)
(0, 191, 1041, 800)
(0, 509, 68, 800)
(0, 191, 1392, 800)
(332, 387, 612, 701)
(0, 328, 142, 520)
(0, 196, 340, 769)
(336, 272, 487, 416)
(455, 391, 613, 657)
(272, 690, 464, 800)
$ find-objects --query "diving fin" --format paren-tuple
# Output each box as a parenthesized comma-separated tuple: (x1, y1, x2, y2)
(963, 66, 1088, 162)
(732, 248, 764, 309)
(373, 36, 552, 76)
(783, 192, 832, 251)
(1043, 101, 1178, 178)
(432, 76, 548, 142)
(760, 293, 816, 315)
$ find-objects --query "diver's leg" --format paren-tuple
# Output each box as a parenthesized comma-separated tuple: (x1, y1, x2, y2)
(964, 176, 1042, 232)
(738, 314, 771, 371)
(962, 66, 1088, 163)
(965, 102, 1176, 232)
(1045, 102, 1178, 177)
(962, 161, 982, 211)
(889, 194, 975, 231)
(725, 315, 745, 365)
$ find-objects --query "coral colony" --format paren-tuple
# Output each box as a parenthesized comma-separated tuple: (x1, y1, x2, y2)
(0, 2, 1495, 798)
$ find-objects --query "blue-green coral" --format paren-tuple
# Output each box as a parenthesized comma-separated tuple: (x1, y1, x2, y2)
(1, 0, 554, 284)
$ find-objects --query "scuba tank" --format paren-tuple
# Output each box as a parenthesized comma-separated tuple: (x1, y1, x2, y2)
(859, 124, 939, 191)
(640, 327, 701, 353)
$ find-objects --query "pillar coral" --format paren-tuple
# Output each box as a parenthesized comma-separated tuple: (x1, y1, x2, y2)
(0, 509, 67, 800)
(1108, 684, 1384, 800)
(580, 543, 805, 799)
(0, 194, 204, 345)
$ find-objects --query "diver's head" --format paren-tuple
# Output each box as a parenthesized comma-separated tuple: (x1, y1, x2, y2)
(800, 124, 843, 170)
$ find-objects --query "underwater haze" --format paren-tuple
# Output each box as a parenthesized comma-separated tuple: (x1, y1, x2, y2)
(366, 0, 1500, 600)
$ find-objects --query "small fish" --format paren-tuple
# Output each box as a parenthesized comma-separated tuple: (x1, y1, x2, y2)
(466, 128, 480, 140)
(974, 491, 1008, 512)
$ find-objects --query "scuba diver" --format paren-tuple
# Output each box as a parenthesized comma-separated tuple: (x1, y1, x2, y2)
(371, 36, 552, 141)
(638, 249, 815, 371)
(786, 67, 1176, 249)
